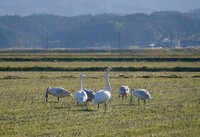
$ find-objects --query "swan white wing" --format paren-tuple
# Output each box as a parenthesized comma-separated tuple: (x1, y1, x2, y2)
(124, 86, 130, 94)
(94, 90, 111, 104)
(134, 89, 151, 100)
(119, 86, 125, 94)
(119, 86, 130, 94)
(75, 90, 88, 103)
(49, 87, 71, 97)
(84, 89, 95, 100)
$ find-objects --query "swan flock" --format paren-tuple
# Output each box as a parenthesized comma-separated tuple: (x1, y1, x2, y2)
(45, 67, 151, 110)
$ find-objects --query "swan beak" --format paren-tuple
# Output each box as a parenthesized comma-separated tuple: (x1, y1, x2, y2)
(147, 98, 151, 102)
(106, 67, 112, 71)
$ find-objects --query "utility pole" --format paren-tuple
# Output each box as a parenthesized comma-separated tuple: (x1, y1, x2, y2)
(118, 30, 121, 49)
(46, 32, 49, 50)
(115, 22, 124, 49)
(170, 32, 173, 48)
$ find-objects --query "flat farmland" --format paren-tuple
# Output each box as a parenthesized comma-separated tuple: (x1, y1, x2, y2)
(0, 61, 200, 68)
(0, 50, 200, 137)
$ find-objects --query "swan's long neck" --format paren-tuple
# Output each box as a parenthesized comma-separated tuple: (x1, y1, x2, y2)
(106, 70, 111, 92)
(80, 75, 83, 91)
(45, 87, 49, 102)
(130, 89, 134, 104)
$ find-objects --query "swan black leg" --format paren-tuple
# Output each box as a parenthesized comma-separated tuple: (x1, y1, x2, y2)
(45, 97, 48, 102)
(85, 102, 89, 110)
(57, 97, 59, 101)
(130, 97, 132, 105)
(144, 99, 146, 111)
(138, 100, 141, 111)
(105, 103, 107, 110)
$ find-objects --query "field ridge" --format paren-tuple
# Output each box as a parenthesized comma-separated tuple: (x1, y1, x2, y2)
(0, 66, 200, 72)
(0, 57, 200, 62)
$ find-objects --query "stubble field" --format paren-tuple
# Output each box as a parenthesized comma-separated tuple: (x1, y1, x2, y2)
(0, 50, 200, 137)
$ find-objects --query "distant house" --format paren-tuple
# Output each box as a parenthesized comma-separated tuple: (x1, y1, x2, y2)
(159, 38, 180, 48)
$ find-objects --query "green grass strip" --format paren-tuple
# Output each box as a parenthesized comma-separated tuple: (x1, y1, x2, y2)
(0, 66, 200, 72)
(0, 57, 200, 62)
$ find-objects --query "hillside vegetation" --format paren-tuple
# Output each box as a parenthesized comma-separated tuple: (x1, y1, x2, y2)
(0, 9, 200, 49)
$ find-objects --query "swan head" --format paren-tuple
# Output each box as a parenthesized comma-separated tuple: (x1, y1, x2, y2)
(69, 92, 73, 97)
(47, 86, 50, 90)
(45, 87, 51, 102)
(80, 73, 85, 78)
(106, 67, 112, 71)
(148, 95, 152, 100)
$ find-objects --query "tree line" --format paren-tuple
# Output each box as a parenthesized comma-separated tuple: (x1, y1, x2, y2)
(0, 9, 200, 49)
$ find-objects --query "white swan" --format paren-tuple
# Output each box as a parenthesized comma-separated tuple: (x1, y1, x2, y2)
(94, 67, 111, 110)
(130, 89, 151, 108)
(75, 73, 88, 109)
(118, 85, 130, 100)
(45, 87, 72, 102)
(84, 89, 95, 102)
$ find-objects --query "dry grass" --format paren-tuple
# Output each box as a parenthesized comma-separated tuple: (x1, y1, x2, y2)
(0, 50, 200, 136)
(0, 70, 199, 137)
(0, 61, 200, 69)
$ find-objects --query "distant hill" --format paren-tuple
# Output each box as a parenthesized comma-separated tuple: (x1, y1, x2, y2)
(1, 0, 200, 17)
(0, 10, 200, 49)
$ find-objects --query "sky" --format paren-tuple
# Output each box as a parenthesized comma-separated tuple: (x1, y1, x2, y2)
(0, 0, 200, 16)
